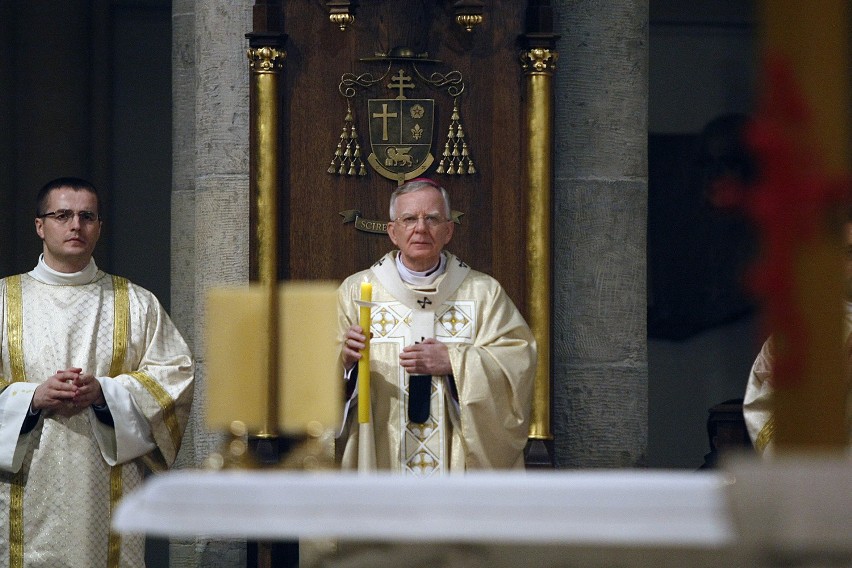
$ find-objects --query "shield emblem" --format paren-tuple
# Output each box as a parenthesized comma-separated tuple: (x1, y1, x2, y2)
(367, 99, 435, 182)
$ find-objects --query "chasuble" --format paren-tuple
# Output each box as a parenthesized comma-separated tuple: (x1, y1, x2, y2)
(743, 305, 852, 453)
(0, 262, 194, 567)
(336, 251, 536, 474)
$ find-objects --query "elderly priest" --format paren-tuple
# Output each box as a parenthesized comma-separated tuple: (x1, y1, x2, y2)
(338, 178, 537, 473)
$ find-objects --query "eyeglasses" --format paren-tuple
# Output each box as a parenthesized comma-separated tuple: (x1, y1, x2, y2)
(37, 210, 100, 224)
(392, 214, 450, 230)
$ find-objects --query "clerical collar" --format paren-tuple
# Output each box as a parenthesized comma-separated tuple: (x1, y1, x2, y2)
(395, 252, 446, 287)
(29, 254, 100, 285)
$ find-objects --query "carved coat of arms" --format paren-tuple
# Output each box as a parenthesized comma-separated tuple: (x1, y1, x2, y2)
(367, 98, 435, 182)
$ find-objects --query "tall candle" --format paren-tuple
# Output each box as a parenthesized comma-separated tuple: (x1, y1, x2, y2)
(278, 281, 341, 433)
(205, 286, 268, 431)
(759, 1, 849, 449)
(358, 280, 372, 424)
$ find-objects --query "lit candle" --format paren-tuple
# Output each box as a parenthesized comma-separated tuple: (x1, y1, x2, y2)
(205, 286, 268, 431)
(358, 280, 372, 424)
(278, 282, 341, 433)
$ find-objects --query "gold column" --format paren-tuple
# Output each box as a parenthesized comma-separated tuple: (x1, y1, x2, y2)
(521, 45, 558, 453)
(247, 44, 286, 437)
(246, 6, 289, 567)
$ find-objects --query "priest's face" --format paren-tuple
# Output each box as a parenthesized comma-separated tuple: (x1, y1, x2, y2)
(35, 187, 102, 273)
(388, 187, 454, 272)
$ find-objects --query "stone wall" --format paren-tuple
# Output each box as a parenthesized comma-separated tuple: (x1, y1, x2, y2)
(170, 1, 252, 566)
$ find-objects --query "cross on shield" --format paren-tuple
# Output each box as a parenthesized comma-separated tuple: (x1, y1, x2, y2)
(367, 99, 435, 182)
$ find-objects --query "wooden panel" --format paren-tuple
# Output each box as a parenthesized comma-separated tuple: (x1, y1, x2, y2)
(282, 1, 527, 314)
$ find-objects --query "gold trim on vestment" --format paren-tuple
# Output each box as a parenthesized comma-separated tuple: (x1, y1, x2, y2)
(106, 276, 129, 565)
(129, 371, 181, 452)
(10, 470, 24, 568)
(6, 275, 25, 568)
(110, 276, 129, 377)
(108, 465, 123, 568)
(7, 275, 25, 384)
(755, 415, 776, 452)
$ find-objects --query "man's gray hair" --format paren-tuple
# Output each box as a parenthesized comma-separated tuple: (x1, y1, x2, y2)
(389, 178, 451, 220)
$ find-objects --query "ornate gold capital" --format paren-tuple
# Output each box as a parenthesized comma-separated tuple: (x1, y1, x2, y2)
(247, 46, 286, 73)
(329, 13, 355, 31)
(520, 48, 558, 73)
(327, 0, 357, 31)
(454, 0, 484, 32)
(456, 14, 483, 32)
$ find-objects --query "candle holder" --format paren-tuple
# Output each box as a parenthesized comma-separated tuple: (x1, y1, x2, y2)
(202, 422, 333, 568)
(203, 421, 258, 470)
(280, 421, 337, 470)
(205, 281, 342, 471)
(203, 421, 336, 471)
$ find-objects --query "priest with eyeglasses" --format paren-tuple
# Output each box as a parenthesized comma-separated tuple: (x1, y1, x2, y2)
(337, 178, 537, 474)
(0, 177, 194, 567)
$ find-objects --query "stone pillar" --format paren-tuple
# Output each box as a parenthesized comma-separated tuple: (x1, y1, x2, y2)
(551, 0, 649, 467)
(170, 1, 252, 566)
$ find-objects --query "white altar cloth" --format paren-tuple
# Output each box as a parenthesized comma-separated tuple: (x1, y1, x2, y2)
(112, 469, 734, 547)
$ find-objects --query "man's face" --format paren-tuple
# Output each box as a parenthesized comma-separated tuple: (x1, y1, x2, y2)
(35, 187, 101, 273)
(388, 187, 454, 272)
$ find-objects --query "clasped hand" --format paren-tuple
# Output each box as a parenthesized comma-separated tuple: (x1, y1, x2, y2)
(32, 368, 106, 414)
(400, 338, 452, 376)
(342, 325, 452, 376)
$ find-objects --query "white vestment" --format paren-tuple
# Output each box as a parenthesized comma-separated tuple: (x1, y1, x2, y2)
(0, 259, 194, 567)
(336, 251, 537, 474)
(743, 306, 852, 453)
